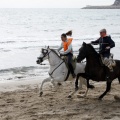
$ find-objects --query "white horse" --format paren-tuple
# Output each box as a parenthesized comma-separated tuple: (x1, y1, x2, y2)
(36, 46, 89, 97)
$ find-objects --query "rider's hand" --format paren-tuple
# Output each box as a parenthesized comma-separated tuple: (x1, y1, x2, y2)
(106, 46, 110, 49)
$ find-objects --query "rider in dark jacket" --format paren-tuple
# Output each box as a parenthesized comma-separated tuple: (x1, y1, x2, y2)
(91, 29, 115, 58)
(91, 29, 115, 80)
(92, 36, 115, 58)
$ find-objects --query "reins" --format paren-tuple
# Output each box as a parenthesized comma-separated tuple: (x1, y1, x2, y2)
(40, 48, 66, 78)
(40, 50, 51, 65)
(49, 61, 64, 77)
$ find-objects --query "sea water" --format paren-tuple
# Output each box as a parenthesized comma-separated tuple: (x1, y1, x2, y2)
(0, 8, 120, 81)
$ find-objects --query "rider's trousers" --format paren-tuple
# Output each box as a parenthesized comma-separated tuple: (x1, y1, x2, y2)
(66, 53, 75, 75)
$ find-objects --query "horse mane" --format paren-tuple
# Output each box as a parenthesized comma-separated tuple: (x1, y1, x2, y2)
(86, 44, 101, 63)
(50, 49, 61, 59)
(87, 44, 99, 55)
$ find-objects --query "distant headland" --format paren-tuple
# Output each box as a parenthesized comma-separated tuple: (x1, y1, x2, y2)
(83, 0, 120, 9)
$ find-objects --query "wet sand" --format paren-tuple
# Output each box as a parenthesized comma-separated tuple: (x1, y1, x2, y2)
(0, 80, 120, 120)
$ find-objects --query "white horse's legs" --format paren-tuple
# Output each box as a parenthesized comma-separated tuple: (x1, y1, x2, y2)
(51, 79, 56, 86)
(68, 78, 80, 98)
(82, 79, 89, 97)
(68, 77, 88, 98)
(40, 77, 64, 97)
(78, 77, 89, 97)
(79, 77, 85, 89)
(51, 79, 57, 91)
(51, 77, 64, 90)
(39, 77, 51, 97)
(77, 78, 89, 98)
(68, 89, 78, 98)
(84, 88, 89, 97)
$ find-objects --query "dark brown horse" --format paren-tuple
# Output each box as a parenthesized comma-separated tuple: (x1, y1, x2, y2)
(77, 42, 120, 100)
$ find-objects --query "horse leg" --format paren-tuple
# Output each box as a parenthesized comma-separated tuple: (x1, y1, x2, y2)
(75, 74, 80, 90)
(68, 89, 78, 98)
(51, 79, 58, 91)
(69, 75, 88, 98)
(68, 74, 80, 98)
(76, 78, 89, 98)
(78, 75, 94, 98)
(118, 77, 120, 84)
(80, 73, 95, 89)
(81, 78, 89, 97)
(39, 77, 51, 97)
(51, 79, 56, 86)
(87, 79, 95, 89)
(75, 73, 87, 90)
(83, 78, 94, 97)
(75, 74, 89, 98)
(99, 81, 112, 100)
(85, 73, 95, 89)
(51, 77, 64, 91)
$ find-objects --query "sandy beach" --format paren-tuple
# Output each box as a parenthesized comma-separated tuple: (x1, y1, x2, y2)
(0, 79, 120, 120)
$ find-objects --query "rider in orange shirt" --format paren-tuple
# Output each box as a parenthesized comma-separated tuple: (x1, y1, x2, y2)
(58, 31, 76, 78)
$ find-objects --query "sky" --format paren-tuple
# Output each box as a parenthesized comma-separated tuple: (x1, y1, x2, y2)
(0, 0, 115, 8)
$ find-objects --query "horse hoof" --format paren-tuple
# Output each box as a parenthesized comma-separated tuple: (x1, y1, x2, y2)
(39, 92, 43, 97)
(77, 94, 85, 98)
(57, 83, 62, 86)
(114, 95, 120, 101)
(88, 85, 95, 89)
(68, 95, 72, 98)
(98, 97, 102, 101)
(75, 87, 79, 91)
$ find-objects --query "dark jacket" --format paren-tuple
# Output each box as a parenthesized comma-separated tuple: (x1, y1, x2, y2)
(91, 36, 115, 57)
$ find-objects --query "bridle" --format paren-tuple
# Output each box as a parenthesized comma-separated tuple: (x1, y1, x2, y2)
(38, 48, 51, 65)
(38, 48, 65, 78)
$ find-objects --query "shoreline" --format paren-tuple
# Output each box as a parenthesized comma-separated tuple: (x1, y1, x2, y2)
(0, 77, 46, 92)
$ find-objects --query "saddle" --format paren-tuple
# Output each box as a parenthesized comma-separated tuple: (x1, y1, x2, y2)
(100, 53, 116, 72)
(101, 54, 116, 65)
(61, 56, 77, 70)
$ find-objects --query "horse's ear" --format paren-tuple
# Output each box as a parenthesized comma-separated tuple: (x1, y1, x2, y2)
(83, 42, 86, 46)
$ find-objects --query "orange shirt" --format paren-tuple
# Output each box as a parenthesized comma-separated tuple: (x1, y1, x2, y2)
(63, 38, 73, 51)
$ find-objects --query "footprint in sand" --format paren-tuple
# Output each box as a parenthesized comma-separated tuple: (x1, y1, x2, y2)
(20, 99, 25, 102)
(6, 98, 15, 103)
(114, 95, 120, 101)
(3, 115, 12, 120)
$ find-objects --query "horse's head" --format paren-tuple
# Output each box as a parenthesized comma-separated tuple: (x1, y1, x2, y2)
(77, 42, 99, 63)
(77, 42, 87, 63)
(36, 46, 50, 65)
